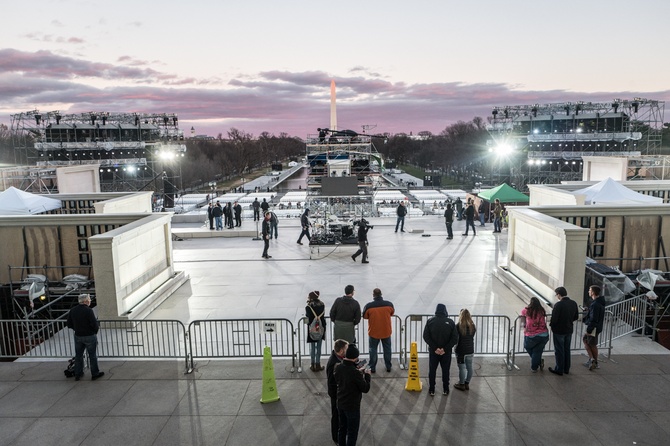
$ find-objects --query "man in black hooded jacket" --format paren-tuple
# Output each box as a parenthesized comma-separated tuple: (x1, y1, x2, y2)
(582, 285, 606, 371)
(422, 303, 459, 396)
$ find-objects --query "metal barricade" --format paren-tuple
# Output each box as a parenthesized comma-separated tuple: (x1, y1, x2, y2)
(295, 315, 404, 372)
(604, 295, 649, 341)
(510, 311, 615, 370)
(0, 319, 72, 358)
(404, 314, 513, 369)
(0, 319, 190, 372)
(98, 320, 189, 372)
(188, 318, 296, 372)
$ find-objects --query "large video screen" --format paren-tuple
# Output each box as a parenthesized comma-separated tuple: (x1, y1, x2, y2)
(321, 177, 359, 196)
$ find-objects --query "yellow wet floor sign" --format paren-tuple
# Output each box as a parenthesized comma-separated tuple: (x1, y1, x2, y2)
(405, 341, 422, 391)
(260, 346, 280, 403)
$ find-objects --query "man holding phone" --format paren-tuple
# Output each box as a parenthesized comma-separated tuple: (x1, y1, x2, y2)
(333, 345, 371, 446)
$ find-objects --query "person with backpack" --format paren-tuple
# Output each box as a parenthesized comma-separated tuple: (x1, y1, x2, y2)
(305, 290, 326, 371)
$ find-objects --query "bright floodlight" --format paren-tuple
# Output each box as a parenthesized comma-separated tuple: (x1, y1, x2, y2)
(495, 143, 513, 156)
(159, 151, 175, 160)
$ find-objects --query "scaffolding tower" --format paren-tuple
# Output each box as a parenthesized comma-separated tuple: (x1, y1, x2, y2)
(10, 110, 186, 205)
(486, 99, 665, 188)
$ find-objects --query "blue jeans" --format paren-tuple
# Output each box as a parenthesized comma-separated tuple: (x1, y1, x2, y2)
(395, 216, 405, 231)
(464, 218, 476, 235)
(215, 216, 223, 230)
(270, 222, 278, 238)
(524, 334, 549, 370)
(338, 408, 361, 446)
(457, 354, 474, 384)
(552, 333, 572, 374)
(428, 350, 452, 392)
(479, 213, 486, 226)
(74, 334, 100, 377)
(494, 217, 502, 232)
(368, 336, 392, 372)
(310, 340, 322, 364)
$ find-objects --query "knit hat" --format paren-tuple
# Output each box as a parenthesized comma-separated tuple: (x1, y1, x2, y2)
(435, 303, 448, 316)
(345, 345, 360, 360)
(308, 290, 320, 301)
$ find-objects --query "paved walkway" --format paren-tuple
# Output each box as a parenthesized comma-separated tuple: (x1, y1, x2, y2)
(1, 354, 670, 446)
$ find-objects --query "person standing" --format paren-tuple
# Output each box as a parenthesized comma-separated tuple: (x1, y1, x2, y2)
(330, 285, 361, 345)
(362, 288, 394, 373)
(66, 294, 104, 381)
(261, 198, 270, 215)
(521, 297, 549, 372)
(333, 345, 371, 446)
(478, 201, 486, 227)
(493, 198, 503, 233)
(212, 201, 223, 230)
(422, 303, 459, 396)
(269, 210, 279, 239)
(351, 219, 370, 264)
(455, 197, 463, 221)
(252, 197, 261, 221)
(327, 339, 349, 444)
(233, 201, 242, 227)
(582, 285, 606, 371)
(296, 208, 311, 245)
(444, 203, 454, 239)
(224, 202, 233, 229)
(548, 286, 579, 376)
(395, 202, 407, 233)
(261, 212, 272, 259)
(462, 199, 476, 236)
(305, 290, 326, 371)
(207, 202, 214, 230)
(454, 308, 476, 391)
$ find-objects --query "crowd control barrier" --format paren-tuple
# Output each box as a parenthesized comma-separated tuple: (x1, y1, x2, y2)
(295, 315, 404, 372)
(0, 319, 190, 372)
(403, 314, 513, 370)
(0, 299, 651, 375)
(188, 318, 296, 372)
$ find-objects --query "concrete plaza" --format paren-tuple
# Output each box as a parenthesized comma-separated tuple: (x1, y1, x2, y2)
(1, 214, 669, 445)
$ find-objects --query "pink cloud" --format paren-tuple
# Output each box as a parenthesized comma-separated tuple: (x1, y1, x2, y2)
(1, 48, 668, 138)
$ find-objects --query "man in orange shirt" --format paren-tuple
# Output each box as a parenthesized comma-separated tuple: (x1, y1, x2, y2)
(362, 288, 395, 373)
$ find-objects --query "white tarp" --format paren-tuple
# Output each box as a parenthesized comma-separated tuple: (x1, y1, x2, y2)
(0, 187, 62, 215)
(573, 177, 663, 205)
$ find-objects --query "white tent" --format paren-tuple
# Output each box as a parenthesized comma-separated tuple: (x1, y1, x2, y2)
(573, 177, 663, 205)
(0, 187, 62, 215)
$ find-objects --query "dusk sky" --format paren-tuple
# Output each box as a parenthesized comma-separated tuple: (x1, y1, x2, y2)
(1, 0, 668, 138)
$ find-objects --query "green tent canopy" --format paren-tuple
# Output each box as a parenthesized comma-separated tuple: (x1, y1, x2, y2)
(477, 183, 529, 203)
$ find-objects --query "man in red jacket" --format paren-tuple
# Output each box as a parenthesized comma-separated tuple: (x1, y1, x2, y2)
(362, 288, 395, 373)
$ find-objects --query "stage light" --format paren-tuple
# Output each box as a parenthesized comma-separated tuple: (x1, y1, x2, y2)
(159, 151, 175, 160)
(527, 160, 533, 165)
(127, 165, 135, 173)
(533, 129, 539, 134)
(494, 143, 513, 156)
